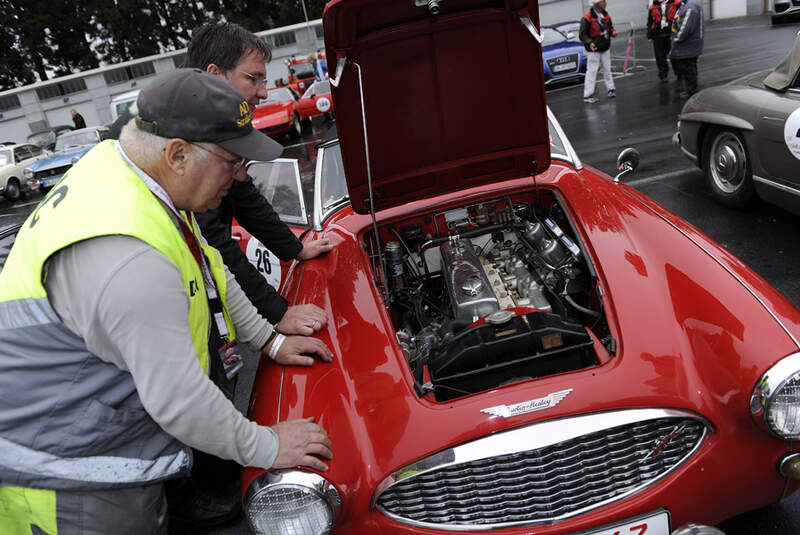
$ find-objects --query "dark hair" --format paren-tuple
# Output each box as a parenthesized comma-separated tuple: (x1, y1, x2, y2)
(184, 22, 272, 72)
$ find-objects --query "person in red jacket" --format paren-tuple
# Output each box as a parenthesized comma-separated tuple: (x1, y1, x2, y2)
(647, 0, 680, 83)
(579, 0, 618, 104)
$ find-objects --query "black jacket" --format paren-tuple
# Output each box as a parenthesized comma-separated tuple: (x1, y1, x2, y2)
(196, 178, 303, 323)
(72, 113, 86, 130)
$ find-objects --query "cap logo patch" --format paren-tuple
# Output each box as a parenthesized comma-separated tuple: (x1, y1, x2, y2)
(237, 101, 252, 127)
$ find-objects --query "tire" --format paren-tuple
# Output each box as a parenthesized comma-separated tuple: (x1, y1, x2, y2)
(4, 178, 21, 203)
(39, 185, 52, 195)
(289, 112, 302, 139)
(701, 127, 754, 208)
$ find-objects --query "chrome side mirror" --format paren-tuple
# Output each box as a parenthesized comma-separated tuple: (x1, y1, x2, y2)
(613, 148, 640, 183)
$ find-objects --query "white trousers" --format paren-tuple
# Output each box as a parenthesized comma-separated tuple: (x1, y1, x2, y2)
(583, 50, 615, 98)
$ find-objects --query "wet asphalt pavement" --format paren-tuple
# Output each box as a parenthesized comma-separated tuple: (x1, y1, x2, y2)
(2, 13, 799, 535)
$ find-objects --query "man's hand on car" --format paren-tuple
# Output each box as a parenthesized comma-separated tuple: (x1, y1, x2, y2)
(276, 303, 327, 336)
(263, 333, 333, 366)
(271, 417, 333, 472)
(297, 238, 334, 260)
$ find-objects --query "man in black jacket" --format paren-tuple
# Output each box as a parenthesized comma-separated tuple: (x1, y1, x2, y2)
(647, 0, 680, 83)
(187, 22, 332, 338)
(168, 21, 333, 528)
(70, 109, 86, 129)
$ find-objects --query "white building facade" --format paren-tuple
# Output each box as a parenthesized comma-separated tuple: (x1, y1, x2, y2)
(0, 19, 325, 143)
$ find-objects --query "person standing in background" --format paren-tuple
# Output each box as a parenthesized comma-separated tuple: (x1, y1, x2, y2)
(70, 109, 85, 129)
(669, 0, 704, 99)
(647, 0, 680, 83)
(579, 0, 618, 104)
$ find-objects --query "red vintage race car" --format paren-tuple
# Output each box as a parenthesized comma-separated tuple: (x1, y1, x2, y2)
(251, 87, 303, 139)
(279, 53, 324, 95)
(235, 0, 800, 534)
(296, 80, 334, 124)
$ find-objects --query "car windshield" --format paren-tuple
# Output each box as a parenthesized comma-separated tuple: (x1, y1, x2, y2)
(55, 131, 98, 151)
(264, 88, 295, 103)
(542, 27, 568, 46)
(292, 62, 316, 78)
(315, 80, 330, 94)
(248, 160, 306, 225)
(320, 144, 348, 213)
(27, 131, 55, 148)
(0, 150, 11, 166)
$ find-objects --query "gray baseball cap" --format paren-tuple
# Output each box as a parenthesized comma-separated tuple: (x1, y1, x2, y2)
(136, 68, 282, 161)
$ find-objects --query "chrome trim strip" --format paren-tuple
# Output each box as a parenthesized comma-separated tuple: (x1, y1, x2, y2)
(329, 57, 346, 88)
(679, 144, 698, 163)
(519, 15, 543, 44)
(373, 408, 710, 530)
(547, 107, 582, 170)
(622, 187, 800, 350)
(313, 146, 326, 231)
(753, 174, 800, 198)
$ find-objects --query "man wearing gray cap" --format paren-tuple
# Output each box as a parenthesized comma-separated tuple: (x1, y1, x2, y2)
(0, 68, 333, 533)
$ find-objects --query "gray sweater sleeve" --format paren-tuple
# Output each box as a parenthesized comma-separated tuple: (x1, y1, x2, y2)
(45, 234, 279, 469)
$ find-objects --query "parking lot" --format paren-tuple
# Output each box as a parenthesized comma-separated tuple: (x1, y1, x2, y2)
(2, 13, 800, 535)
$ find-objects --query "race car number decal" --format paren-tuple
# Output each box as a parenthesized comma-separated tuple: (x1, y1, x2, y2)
(245, 238, 281, 290)
(783, 107, 800, 160)
(316, 97, 331, 113)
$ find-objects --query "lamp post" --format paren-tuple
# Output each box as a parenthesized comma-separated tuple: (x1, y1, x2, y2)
(299, 0, 316, 52)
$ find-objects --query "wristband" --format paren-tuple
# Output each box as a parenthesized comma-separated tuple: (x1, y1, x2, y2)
(268, 333, 286, 361)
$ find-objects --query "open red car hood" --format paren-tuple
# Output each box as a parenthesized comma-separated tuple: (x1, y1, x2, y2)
(322, 0, 550, 214)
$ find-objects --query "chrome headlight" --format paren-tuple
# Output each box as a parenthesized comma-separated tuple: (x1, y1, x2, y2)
(244, 469, 341, 535)
(70, 156, 81, 165)
(751, 352, 800, 440)
(23, 168, 33, 179)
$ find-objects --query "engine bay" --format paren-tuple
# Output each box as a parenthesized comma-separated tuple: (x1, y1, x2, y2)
(366, 189, 612, 402)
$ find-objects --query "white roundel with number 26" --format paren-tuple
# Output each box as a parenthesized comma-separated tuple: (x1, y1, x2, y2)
(245, 238, 282, 290)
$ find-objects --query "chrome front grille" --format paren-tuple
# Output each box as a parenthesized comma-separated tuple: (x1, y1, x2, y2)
(34, 165, 70, 180)
(375, 409, 707, 530)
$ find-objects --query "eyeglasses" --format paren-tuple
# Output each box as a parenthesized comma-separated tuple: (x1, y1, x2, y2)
(239, 70, 268, 87)
(190, 143, 248, 174)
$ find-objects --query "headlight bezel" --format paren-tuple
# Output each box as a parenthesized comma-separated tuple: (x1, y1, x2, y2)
(750, 352, 800, 440)
(244, 469, 341, 535)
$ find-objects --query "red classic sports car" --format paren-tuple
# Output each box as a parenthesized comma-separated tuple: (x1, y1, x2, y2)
(296, 80, 334, 124)
(236, 1, 800, 534)
(252, 87, 303, 139)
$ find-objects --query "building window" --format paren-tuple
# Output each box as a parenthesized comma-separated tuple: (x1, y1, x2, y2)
(265, 30, 297, 49)
(103, 61, 156, 85)
(0, 94, 20, 112)
(35, 78, 87, 101)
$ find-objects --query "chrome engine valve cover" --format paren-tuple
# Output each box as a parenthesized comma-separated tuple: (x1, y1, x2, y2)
(440, 239, 500, 321)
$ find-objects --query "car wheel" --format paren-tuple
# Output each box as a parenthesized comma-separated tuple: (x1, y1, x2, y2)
(4, 178, 21, 203)
(702, 127, 754, 208)
(290, 113, 302, 139)
(39, 185, 52, 195)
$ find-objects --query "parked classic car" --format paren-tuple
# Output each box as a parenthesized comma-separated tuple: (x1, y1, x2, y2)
(238, 1, 800, 534)
(542, 25, 587, 85)
(252, 87, 304, 139)
(296, 80, 334, 124)
(675, 33, 800, 213)
(25, 126, 110, 194)
(0, 143, 49, 202)
(771, 0, 800, 23)
(26, 125, 74, 152)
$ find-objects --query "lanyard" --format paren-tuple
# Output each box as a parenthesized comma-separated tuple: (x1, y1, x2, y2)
(114, 142, 231, 341)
